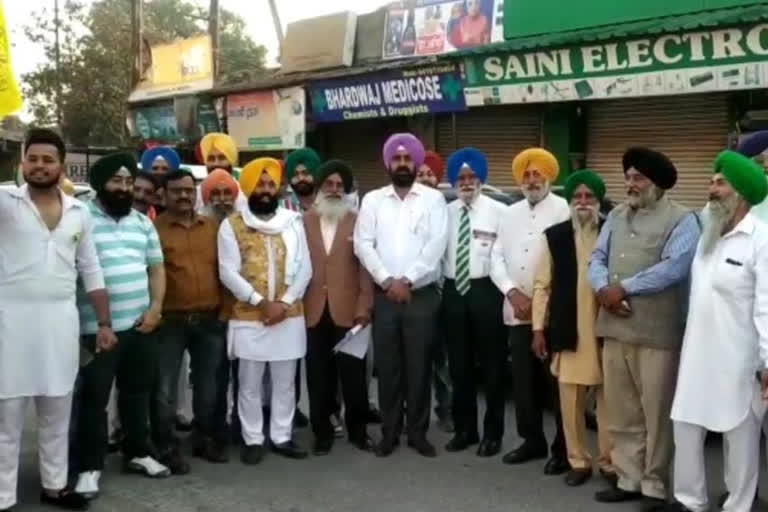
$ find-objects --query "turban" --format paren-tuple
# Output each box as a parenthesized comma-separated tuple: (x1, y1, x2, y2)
(284, 148, 322, 182)
(201, 169, 239, 205)
(200, 132, 238, 166)
(318, 160, 354, 193)
(622, 147, 677, 190)
(382, 133, 425, 169)
(60, 177, 75, 197)
(423, 151, 445, 181)
(737, 131, 768, 158)
(140, 146, 180, 172)
(447, 148, 488, 186)
(89, 152, 138, 192)
(511, 148, 560, 185)
(564, 170, 606, 202)
(714, 150, 768, 206)
(240, 158, 282, 197)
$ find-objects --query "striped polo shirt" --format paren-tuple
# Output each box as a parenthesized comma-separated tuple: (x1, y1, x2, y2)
(77, 202, 163, 334)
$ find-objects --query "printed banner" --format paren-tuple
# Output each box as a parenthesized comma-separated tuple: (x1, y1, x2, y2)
(309, 63, 466, 122)
(226, 87, 306, 150)
(463, 23, 768, 105)
(382, 0, 504, 60)
(132, 100, 219, 142)
(0, 0, 22, 118)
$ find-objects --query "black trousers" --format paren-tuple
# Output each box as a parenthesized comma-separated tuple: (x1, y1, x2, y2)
(306, 307, 368, 443)
(509, 325, 566, 459)
(443, 277, 507, 441)
(373, 285, 440, 441)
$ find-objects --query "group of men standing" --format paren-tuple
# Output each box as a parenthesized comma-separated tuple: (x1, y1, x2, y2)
(2, 124, 768, 512)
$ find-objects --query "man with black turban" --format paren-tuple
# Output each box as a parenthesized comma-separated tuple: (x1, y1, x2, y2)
(589, 147, 700, 508)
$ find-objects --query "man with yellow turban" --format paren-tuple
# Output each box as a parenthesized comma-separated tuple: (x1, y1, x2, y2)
(196, 133, 247, 214)
(491, 148, 570, 472)
(218, 158, 312, 463)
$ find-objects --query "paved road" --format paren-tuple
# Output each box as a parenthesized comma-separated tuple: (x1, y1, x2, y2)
(14, 399, 768, 512)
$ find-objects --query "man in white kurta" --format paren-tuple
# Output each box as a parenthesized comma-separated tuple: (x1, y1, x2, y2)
(218, 158, 312, 463)
(0, 129, 114, 511)
(670, 150, 768, 512)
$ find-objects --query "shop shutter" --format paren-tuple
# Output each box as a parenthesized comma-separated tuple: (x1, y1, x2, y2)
(586, 94, 730, 208)
(436, 105, 541, 190)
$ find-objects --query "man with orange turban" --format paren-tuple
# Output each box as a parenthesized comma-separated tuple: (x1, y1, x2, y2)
(200, 169, 239, 223)
(218, 158, 312, 463)
(491, 148, 570, 472)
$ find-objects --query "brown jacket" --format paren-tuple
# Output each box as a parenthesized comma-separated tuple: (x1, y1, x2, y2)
(303, 209, 373, 328)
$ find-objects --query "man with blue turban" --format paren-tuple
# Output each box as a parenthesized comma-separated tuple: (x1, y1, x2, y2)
(140, 147, 180, 176)
(441, 148, 507, 458)
(738, 130, 768, 224)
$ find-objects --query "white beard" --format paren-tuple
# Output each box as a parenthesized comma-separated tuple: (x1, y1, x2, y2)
(627, 185, 660, 210)
(571, 205, 599, 232)
(459, 186, 480, 205)
(700, 195, 739, 255)
(523, 182, 550, 205)
(316, 194, 350, 223)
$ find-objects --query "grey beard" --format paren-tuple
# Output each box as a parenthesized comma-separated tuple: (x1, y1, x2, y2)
(628, 186, 660, 210)
(523, 183, 550, 205)
(700, 196, 739, 255)
(571, 208, 599, 232)
(316, 195, 349, 223)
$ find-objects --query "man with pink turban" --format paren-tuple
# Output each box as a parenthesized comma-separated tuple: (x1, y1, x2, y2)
(354, 133, 448, 458)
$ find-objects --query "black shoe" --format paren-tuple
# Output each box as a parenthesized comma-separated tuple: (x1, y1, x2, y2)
(502, 442, 548, 465)
(543, 456, 570, 475)
(407, 438, 437, 458)
(40, 489, 89, 510)
(655, 502, 692, 512)
(293, 409, 310, 429)
(272, 440, 308, 459)
(476, 439, 502, 458)
(350, 435, 375, 452)
(0, 507, 13, 512)
(565, 468, 592, 487)
(158, 449, 191, 476)
(375, 436, 400, 457)
(312, 438, 334, 456)
(445, 432, 480, 452)
(366, 406, 383, 424)
(599, 468, 618, 487)
(193, 437, 229, 464)
(594, 486, 643, 503)
(240, 444, 265, 465)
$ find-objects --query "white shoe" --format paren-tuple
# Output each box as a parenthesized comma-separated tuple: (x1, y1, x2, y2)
(125, 456, 171, 478)
(74, 471, 101, 499)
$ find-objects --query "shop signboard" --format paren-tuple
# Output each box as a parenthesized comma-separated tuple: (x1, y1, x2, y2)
(309, 63, 466, 122)
(463, 23, 768, 105)
(226, 86, 306, 150)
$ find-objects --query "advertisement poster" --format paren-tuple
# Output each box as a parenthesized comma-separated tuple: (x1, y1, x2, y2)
(226, 87, 306, 150)
(131, 100, 219, 141)
(309, 63, 466, 122)
(382, 0, 504, 60)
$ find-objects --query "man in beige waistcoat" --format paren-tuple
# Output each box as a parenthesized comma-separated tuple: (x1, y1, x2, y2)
(589, 148, 700, 511)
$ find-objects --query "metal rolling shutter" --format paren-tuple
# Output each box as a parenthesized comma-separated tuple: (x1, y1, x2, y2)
(586, 94, 730, 208)
(324, 120, 394, 196)
(436, 105, 542, 190)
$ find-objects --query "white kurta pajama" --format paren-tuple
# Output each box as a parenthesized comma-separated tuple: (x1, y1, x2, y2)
(671, 213, 768, 512)
(0, 185, 104, 509)
(218, 207, 311, 446)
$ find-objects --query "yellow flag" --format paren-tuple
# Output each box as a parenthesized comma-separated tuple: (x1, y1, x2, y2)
(0, 0, 22, 118)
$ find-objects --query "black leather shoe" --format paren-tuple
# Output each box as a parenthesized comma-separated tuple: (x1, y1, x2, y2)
(445, 433, 480, 452)
(641, 497, 668, 512)
(272, 440, 308, 459)
(375, 436, 400, 457)
(350, 435, 375, 452)
(407, 438, 437, 458)
(565, 468, 592, 486)
(502, 443, 548, 465)
(654, 502, 692, 512)
(476, 439, 502, 458)
(594, 486, 643, 503)
(312, 438, 334, 456)
(543, 456, 570, 475)
(158, 449, 191, 475)
(193, 437, 229, 464)
(40, 489, 89, 510)
(241, 444, 265, 465)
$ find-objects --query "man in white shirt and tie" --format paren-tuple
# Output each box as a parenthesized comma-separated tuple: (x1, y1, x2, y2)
(491, 148, 571, 473)
(666, 151, 768, 512)
(440, 148, 507, 458)
(354, 133, 448, 458)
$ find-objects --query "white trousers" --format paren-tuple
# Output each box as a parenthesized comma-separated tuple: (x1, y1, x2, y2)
(0, 394, 72, 509)
(238, 360, 297, 446)
(673, 413, 761, 512)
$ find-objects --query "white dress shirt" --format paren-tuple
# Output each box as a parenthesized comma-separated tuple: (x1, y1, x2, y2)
(443, 194, 506, 279)
(320, 216, 338, 255)
(0, 185, 105, 398)
(671, 213, 768, 432)
(490, 192, 570, 326)
(354, 182, 448, 290)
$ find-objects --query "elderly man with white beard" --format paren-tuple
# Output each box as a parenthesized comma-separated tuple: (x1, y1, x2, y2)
(662, 151, 768, 512)
(491, 148, 570, 472)
(531, 170, 615, 488)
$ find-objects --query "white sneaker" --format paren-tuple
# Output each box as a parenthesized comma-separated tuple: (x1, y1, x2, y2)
(125, 456, 171, 478)
(74, 471, 101, 499)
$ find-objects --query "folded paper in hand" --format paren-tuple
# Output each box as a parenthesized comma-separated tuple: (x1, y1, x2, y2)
(333, 324, 371, 359)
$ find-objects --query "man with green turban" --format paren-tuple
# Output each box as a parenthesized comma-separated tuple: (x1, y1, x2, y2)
(282, 148, 322, 213)
(668, 150, 768, 512)
(531, 170, 615, 487)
